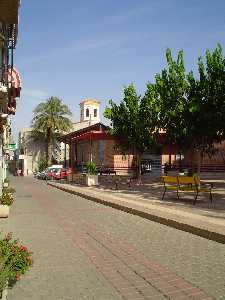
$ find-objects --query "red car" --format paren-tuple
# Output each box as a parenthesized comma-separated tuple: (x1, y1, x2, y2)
(51, 168, 72, 180)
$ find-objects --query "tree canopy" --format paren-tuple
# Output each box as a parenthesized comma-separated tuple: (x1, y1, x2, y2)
(105, 44, 225, 173)
(155, 44, 225, 161)
(104, 84, 159, 176)
(32, 96, 73, 165)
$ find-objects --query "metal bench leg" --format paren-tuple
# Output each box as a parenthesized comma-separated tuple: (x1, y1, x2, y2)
(115, 181, 118, 190)
(193, 191, 198, 205)
(176, 189, 180, 200)
(210, 191, 213, 203)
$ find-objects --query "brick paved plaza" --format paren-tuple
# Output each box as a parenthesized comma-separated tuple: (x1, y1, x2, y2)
(0, 177, 224, 299)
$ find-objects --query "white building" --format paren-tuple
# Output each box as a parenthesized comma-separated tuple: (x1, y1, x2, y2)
(60, 99, 101, 166)
(18, 128, 46, 175)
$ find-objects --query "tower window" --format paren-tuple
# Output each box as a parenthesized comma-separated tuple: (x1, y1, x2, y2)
(86, 108, 89, 117)
(94, 109, 97, 117)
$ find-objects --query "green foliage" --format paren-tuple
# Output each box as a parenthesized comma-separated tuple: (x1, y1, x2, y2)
(0, 255, 11, 293)
(86, 161, 98, 175)
(104, 84, 159, 177)
(155, 48, 190, 150)
(105, 45, 225, 174)
(38, 158, 48, 172)
(0, 193, 14, 206)
(3, 187, 16, 194)
(0, 233, 33, 286)
(104, 84, 158, 154)
(32, 96, 73, 165)
(187, 44, 225, 153)
(155, 44, 225, 157)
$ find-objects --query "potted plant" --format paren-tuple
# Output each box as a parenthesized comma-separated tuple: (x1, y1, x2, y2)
(2, 187, 15, 195)
(0, 193, 14, 218)
(86, 161, 98, 186)
(0, 233, 33, 298)
(3, 178, 9, 188)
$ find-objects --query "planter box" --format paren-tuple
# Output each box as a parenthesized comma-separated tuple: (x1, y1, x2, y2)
(86, 175, 98, 186)
(0, 205, 9, 218)
(0, 285, 8, 300)
(3, 183, 8, 188)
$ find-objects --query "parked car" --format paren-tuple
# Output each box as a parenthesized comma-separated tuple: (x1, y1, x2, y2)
(49, 167, 72, 180)
(36, 170, 49, 180)
(36, 165, 65, 180)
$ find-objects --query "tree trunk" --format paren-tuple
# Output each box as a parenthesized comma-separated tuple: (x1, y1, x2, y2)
(135, 151, 142, 184)
(47, 128, 53, 166)
(197, 149, 203, 177)
(192, 147, 203, 176)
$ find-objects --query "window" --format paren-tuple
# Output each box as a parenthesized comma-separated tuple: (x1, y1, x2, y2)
(94, 108, 97, 117)
(86, 108, 89, 118)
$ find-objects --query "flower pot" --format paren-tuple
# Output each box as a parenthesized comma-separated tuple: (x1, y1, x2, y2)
(0, 283, 8, 300)
(86, 174, 98, 186)
(0, 205, 9, 218)
(3, 183, 8, 188)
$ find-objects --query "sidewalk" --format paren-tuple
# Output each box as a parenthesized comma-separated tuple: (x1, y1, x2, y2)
(48, 179, 225, 244)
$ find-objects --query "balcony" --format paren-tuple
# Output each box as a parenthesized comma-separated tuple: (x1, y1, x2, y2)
(0, 0, 20, 25)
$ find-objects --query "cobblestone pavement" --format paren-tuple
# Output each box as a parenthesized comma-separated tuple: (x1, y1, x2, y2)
(0, 177, 224, 299)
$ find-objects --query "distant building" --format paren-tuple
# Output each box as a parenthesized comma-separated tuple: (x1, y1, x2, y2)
(0, 0, 21, 191)
(60, 99, 101, 165)
(60, 99, 138, 175)
(17, 128, 46, 175)
(18, 99, 101, 174)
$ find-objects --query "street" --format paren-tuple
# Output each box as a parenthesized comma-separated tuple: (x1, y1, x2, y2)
(0, 176, 224, 299)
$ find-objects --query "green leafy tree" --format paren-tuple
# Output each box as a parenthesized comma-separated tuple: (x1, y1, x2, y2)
(37, 158, 48, 172)
(155, 45, 225, 172)
(186, 44, 225, 170)
(32, 97, 73, 166)
(155, 49, 190, 160)
(104, 84, 159, 178)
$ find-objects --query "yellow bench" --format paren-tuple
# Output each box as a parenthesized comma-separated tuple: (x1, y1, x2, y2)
(162, 175, 213, 205)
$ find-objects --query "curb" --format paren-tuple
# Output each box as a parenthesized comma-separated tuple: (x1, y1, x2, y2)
(48, 182, 225, 245)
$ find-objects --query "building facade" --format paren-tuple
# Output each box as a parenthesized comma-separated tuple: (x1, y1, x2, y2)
(17, 128, 47, 175)
(0, 0, 21, 194)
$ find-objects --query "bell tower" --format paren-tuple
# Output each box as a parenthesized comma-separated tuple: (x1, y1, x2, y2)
(80, 99, 100, 123)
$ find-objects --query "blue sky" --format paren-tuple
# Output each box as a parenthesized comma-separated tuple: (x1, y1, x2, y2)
(12, 0, 225, 139)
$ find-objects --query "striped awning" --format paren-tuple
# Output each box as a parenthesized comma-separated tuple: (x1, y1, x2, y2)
(7, 67, 21, 114)
(8, 67, 21, 88)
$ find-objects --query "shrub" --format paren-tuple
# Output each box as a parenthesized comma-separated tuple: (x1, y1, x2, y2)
(0, 255, 10, 294)
(86, 161, 97, 175)
(0, 233, 33, 285)
(3, 187, 16, 194)
(0, 193, 14, 206)
(38, 158, 48, 172)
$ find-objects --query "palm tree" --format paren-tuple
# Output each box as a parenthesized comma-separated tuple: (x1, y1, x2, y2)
(32, 96, 73, 166)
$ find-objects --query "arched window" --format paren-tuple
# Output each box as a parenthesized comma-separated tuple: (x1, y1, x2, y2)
(86, 108, 89, 117)
(94, 108, 97, 117)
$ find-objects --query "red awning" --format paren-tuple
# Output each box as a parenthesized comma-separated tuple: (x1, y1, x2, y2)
(8, 67, 21, 97)
(7, 67, 21, 114)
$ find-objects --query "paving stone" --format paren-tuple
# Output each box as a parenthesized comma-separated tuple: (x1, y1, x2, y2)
(1, 177, 223, 299)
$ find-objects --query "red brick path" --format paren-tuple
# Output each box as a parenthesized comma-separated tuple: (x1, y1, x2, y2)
(29, 185, 213, 300)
